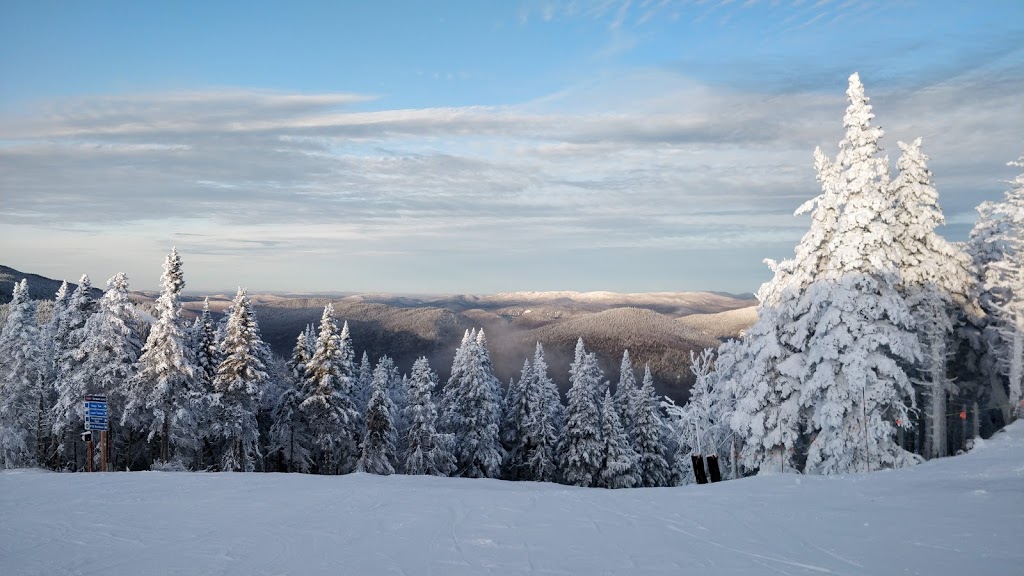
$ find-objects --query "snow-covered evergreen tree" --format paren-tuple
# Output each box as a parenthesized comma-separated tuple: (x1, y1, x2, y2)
(77, 273, 143, 470)
(402, 357, 455, 476)
(211, 288, 266, 471)
(889, 137, 976, 454)
(358, 363, 397, 475)
(50, 274, 98, 467)
(0, 280, 44, 468)
(797, 275, 921, 474)
(442, 329, 505, 478)
(630, 364, 670, 486)
(300, 304, 360, 474)
(728, 304, 803, 473)
(559, 338, 604, 487)
(972, 156, 1024, 422)
(613, 350, 638, 438)
(512, 342, 563, 482)
(596, 391, 639, 489)
(501, 360, 530, 479)
(355, 351, 372, 415)
(122, 248, 198, 465)
(269, 329, 313, 472)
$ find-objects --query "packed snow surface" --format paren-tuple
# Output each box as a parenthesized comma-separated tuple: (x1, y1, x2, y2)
(4, 423, 1024, 575)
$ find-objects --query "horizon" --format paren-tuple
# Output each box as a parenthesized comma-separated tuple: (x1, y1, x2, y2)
(1, 1, 1022, 293)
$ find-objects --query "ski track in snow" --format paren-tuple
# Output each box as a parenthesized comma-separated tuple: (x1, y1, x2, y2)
(3, 422, 1024, 575)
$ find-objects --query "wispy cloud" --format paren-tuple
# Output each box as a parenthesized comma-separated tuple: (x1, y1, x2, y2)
(0, 69, 1019, 292)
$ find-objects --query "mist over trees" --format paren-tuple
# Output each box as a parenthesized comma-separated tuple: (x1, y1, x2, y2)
(0, 73, 1020, 487)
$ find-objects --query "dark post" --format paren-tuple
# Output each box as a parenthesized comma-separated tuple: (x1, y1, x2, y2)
(706, 454, 722, 483)
(86, 434, 93, 473)
(691, 454, 708, 484)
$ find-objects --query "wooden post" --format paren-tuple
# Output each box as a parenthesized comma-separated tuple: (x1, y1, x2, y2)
(706, 454, 722, 483)
(100, 431, 108, 472)
(87, 435, 94, 473)
(691, 454, 708, 484)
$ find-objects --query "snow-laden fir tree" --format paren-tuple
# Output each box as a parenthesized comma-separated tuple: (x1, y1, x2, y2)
(500, 360, 530, 479)
(269, 329, 313, 472)
(300, 305, 360, 474)
(727, 304, 803, 473)
(559, 338, 604, 487)
(442, 329, 506, 478)
(889, 137, 976, 455)
(34, 281, 69, 466)
(77, 273, 143, 469)
(401, 357, 455, 476)
(630, 363, 670, 486)
(358, 361, 397, 475)
(596, 391, 640, 489)
(122, 248, 198, 465)
(971, 156, 1024, 423)
(0, 280, 44, 468)
(514, 342, 563, 482)
(210, 288, 267, 471)
(373, 356, 405, 451)
(355, 351, 373, 415)
(189, 298, 220, 468)
(50, 274, 98, 468)
(796, 275, 921, 474)
(613, 350, 638, 438)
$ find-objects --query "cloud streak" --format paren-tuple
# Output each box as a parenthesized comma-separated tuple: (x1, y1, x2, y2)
(0, 69, 1020, 292)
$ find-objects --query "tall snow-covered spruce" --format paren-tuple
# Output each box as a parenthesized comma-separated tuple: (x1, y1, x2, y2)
(211, 288, 267, 471)
(0, 280, 44, 468)
(122, 248, 197, 465)
(441, 329, 505, 478)
(401, 357, 455, 476)
(559, 338, 604, 487)
(301, 305, 360, 474)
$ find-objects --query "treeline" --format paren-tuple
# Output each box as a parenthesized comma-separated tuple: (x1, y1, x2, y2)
(0, 249, 686, 487)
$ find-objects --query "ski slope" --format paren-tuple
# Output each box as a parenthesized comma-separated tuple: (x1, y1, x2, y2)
(3, 423, 1023, 576)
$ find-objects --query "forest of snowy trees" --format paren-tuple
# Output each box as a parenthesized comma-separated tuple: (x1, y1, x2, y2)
(0, 73, 1021, 485)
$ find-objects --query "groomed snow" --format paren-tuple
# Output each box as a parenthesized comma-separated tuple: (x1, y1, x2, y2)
(4, 422, 1023, 575)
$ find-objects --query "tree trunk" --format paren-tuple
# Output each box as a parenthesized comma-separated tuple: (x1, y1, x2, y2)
(161, 414, 170, 463)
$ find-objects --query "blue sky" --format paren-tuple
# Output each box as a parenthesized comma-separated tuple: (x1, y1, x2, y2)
(1, 0, 1022, 294)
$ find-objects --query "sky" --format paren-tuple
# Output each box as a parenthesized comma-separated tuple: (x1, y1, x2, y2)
(1, 0, 1022, 295)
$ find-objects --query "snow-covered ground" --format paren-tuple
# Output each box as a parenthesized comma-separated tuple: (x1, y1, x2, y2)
(3, 424, 1023, 575)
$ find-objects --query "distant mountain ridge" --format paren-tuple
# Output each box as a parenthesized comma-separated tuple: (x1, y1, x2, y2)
(2, 264, 758, 402)
(0, 264, 103, 304)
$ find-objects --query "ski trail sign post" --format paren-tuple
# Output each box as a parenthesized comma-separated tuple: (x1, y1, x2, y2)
(84, 395, 109, 472)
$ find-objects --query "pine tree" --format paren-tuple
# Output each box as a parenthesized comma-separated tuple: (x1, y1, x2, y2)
(0, 280, 44, 468)
(269, 329, 313, 472)
(442, 329, 506, 478)
(355, 351, 373, 415)
(728, 304, 803, 473)
(300, 304, 360, 474)
(123, 248, 198, 466)
(974, 156, 1024, 422)
(596, 391, 639, 489)
(890, 137, 976, 455)
(797, 275, 921, 474)
(211, 288, 266, 471)
(501, 360, 530, 479)
(358, 364, 397, 475)
(613, 350, 638, 437)
(51, 274, 98, 468)
(402, 357, 455, 476)
(189, 297, 219, 468)
(630, 364, 670, 486)
(77, 273, 143, 469)
(516, 342, 563, 482)
(559, 338, 604, 487)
